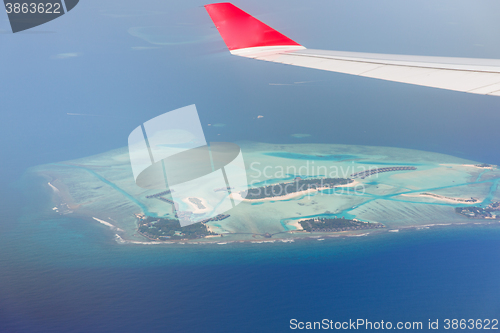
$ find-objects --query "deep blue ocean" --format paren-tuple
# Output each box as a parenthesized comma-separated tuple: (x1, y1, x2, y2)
(2, 0, 500, 331)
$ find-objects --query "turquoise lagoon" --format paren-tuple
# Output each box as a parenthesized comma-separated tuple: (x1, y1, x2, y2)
(28, 142, 500, 242)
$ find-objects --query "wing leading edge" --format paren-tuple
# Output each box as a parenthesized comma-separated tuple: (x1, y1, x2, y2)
(205, 2, 500, 96)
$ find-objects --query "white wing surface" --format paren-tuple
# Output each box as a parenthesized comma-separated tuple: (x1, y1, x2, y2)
(205, 3, 500, 96)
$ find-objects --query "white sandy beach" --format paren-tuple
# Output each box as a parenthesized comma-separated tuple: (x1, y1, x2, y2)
(287, 219, 304, 231)
(204, 223, 222, 236)
(401, 193, 478, 204)
(47, 182, 60, 193)
(93, 217, 124, 232)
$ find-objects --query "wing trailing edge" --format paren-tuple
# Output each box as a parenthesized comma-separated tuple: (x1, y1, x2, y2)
(205, 2, 500, 96)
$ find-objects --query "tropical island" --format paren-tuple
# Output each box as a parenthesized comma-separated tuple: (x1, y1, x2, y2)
(455, 202, 500, 219)
(475, 163, 495, 169)
(297, 217, 385, 232)
(30, 141, 500, 244)
(406, 192, 478, 204)
(136, 213, 222, 240)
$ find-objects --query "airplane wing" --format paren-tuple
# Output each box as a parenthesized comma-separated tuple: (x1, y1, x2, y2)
(205, 2, 500, 96)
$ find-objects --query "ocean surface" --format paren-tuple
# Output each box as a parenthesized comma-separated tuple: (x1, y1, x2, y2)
(0, 173, 498, 332)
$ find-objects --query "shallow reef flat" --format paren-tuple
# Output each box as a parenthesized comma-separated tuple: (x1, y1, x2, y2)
(31, 141, 500, 243)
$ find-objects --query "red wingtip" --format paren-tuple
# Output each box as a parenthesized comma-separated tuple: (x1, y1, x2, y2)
(205, 3, 301, 51)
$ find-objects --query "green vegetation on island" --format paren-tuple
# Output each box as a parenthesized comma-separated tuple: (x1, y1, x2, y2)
(299, 217, 384, 232)
(475, 163, 495, 168)
(136, 215, 219, 240)
(455, 202, 500, 219)
(246, 177, 353, 200)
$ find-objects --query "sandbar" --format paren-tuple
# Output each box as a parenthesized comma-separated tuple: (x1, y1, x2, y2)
(232, 180, 360, 202)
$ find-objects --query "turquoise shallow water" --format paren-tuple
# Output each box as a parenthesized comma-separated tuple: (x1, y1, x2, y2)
(50, 163, 156, 217)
